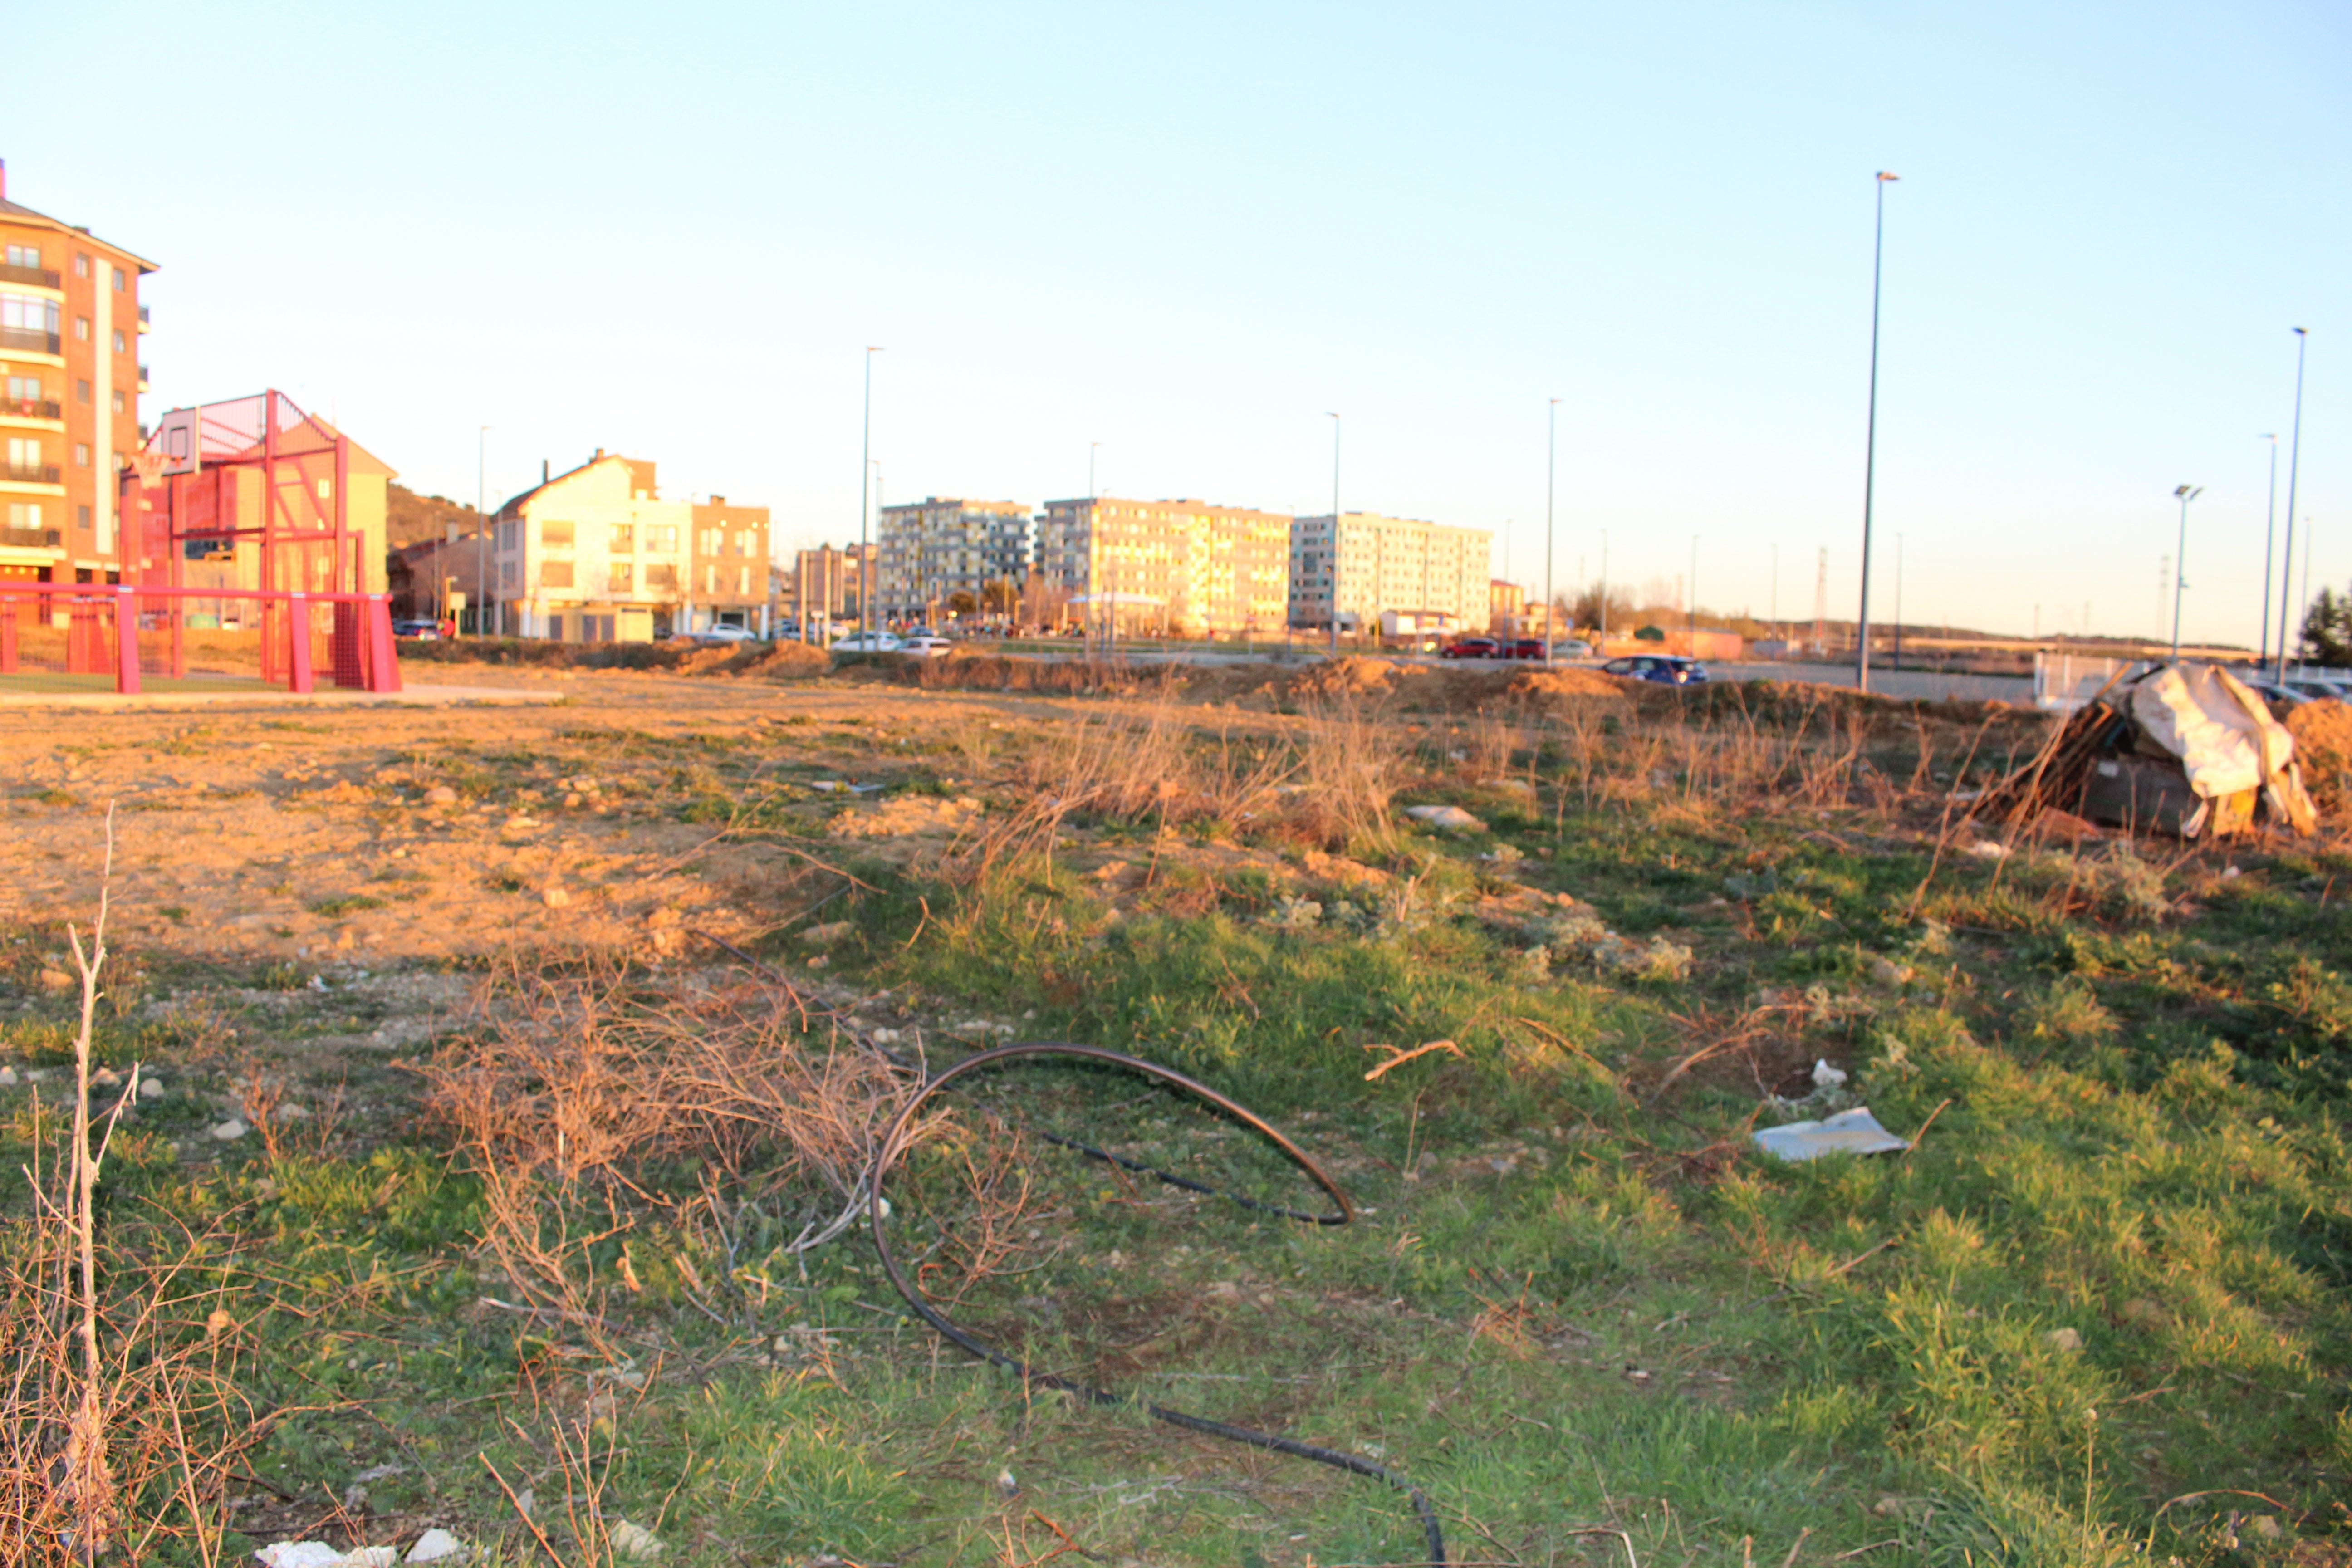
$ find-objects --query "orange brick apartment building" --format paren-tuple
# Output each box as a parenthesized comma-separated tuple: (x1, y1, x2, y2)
(0, 161, 153, 592)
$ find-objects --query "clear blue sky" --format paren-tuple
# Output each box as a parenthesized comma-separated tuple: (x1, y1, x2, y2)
(10, 0, 2346, 644)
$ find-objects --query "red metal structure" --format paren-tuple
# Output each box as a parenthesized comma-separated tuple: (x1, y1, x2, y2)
(0, 392, 400, 696)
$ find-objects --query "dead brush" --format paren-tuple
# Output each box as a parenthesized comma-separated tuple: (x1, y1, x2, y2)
(413, 958, 936, 1337)
(0, 811, 273, 1567)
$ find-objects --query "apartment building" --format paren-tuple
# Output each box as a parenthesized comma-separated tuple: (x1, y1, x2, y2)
(687, 495, 772, 632)
(1035, 496, 1289, 636)
(790, 542, 873, 627)
(1488, 578, 1525, 637)
(489, 451, 691, 642)
(1289, 512, 1492, 633)
(0, 161, 154, 593)
(876, 497, 1029, 620)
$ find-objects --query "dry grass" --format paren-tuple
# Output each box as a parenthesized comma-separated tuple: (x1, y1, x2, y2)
(413, 960, 928, 1340)
(0, 813, 270, 1566)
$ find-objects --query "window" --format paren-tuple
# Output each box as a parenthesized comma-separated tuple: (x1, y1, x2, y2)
(5, 375, 38, 407)
(541, 561, 574, 588)
(74, 443, 91, 467)
(6, 437, 39, 469)
(644, 564, 677, 591)
(5, 502, 41, 530)
(77, 505, 92, 530)
(75, 317, 90, 342)
(704, 564, 718, 593)
(111, 391, 124, 413)
(609, 524, 634, 552)
(647, 524, 678, 551)
(4, 245, 37, 269)
(0, 294, 59, 334)
(112, 266, 126, 292)
(74, 254, 91, 279)
(76, 379, 89, 403)
(607, 563, 633, 593)
(539, 520, 574, 547)
(113, 329, 127, 353)
(500, 561, 519, 589)
(739, 566, 751, 597)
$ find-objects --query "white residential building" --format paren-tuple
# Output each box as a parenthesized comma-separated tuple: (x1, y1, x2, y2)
(1289, 512, 1492, 633)
(489, 451, 691, 642)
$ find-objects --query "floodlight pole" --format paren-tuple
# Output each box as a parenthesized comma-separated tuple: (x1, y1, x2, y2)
(2171, 484, 2201, 660)
(1856, 171, 1898, 693)
(474, 426, 489, 638)
(2277, 329, 2308, 682)
(2258, 435, 2278, 665)
(1545, 399, 1559, 668)
(860, 347, 881, 643)
(1326, 413, 1341, 653)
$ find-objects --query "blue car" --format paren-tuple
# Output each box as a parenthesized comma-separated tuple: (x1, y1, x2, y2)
(1602, 654, 1710, 685)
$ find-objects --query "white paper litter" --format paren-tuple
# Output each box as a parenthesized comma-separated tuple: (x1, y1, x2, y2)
(1753, 1107, 1911, 1162)
(404, 1530, 469, 1564)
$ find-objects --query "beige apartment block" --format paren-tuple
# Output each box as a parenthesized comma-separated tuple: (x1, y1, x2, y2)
(490, 451, 691, 642)
(688, 495, 772, 632)
(876, 497, 1029, 620)
(1289, 512, 1492, 633)
(790, 541, 873, 626)
(1036, 496, 1289, 637)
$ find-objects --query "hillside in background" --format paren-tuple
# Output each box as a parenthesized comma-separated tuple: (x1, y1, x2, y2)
(386, 483, 483, 548)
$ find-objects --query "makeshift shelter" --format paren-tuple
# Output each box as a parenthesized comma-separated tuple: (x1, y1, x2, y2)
(1978, 661, 2316, 839)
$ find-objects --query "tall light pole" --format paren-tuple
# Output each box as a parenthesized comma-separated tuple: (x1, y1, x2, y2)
(473, 425, 490, 638)
(2259, 434, 2280, 663)
(2277, 328, 2308, 681)
(1771, 543, 1779, 647)
(1687, 534, 1697, 653)
(1597, 529, 1610, 649)
(1326, 412, 1340, 653)
(1856, 171, 1899, 692)
(1545, 399, 1559, 667)
(2170, 485, 2202, 659)
(1089, 441, 1100, 500)
(858, 346, 882, 642)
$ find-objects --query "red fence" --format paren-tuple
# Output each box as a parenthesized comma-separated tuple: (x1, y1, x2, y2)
(0, 584, 402, 697)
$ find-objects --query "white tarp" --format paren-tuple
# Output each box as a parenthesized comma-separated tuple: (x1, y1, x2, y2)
(1753, 1107, 1911, 1162)
(2129, 663, 2290, 798)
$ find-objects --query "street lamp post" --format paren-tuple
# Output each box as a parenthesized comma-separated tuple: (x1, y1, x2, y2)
(2171, 484, 2203, 659)
(1687, 534, 1697, 654)
(1856, 171, 1899, 692)
(1892, 533, 1903, 673)
(473, 426, 490, 637)
(859, 347, 882, 644)
(2259, 434, 2279, 664)
(2277, 329, 2308, 681)
(1598, 530, 1610, 650)
(1326, 412, 1340, 654)
(1545, 399, 1559, 668)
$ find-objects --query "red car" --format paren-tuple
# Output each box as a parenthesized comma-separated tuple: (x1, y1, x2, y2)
(1440, 637, 1501, 660)
(1508, 637, 1548, 660)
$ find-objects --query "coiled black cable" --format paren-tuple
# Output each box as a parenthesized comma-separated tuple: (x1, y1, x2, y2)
(866, 1040, 1446, 1566)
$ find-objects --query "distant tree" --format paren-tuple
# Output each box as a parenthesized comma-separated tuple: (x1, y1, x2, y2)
(980, 578, 1019, 614)
(2300, 587, 2352, 666)
(1571, 583, 1637, 632)
(946, 589, 979, 617)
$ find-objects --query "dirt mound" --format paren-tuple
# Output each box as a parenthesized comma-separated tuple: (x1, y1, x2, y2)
(1505, 666, 1624, 699)
(1288, 657, 1421, 699)
(2289, 698, 2352, 763)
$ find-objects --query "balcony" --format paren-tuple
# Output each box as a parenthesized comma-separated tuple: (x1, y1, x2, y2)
(138, 365, 150, 391)
(2, 462, 62, 485)
(1, 399, 62, 421)
(0, 527, 61, 549)
(0, 326, 61, 355)
(0, 262, 61, 289)
(138, 305, 150, 331)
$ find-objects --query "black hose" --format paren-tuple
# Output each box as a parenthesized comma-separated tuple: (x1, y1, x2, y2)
(866, 1040, 1446, 1566)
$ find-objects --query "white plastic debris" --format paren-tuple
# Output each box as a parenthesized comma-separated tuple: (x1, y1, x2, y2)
(403, 1529, 468, 1564)
(1753, 1107, 1911, 1162)
(1811, 1059, 1849, 1090)
(254, 1546, 395, 1568)
(608, 1520, 664, 1560)
(1404, 804, 1485, 831)
(211, 1118, 251, 1142)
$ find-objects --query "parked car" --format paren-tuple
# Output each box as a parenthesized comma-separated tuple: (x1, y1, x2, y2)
(1551, 638, 1595, 659)
(830, 630, 904, 653)
(901, 634, 953, 658)
(1440, 637, 1502, 660)
(901, 625, 940, 640)
(690, 624, 759, 645)
(1602, 655, 1710, 685)
(392, 619, 441, 639)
